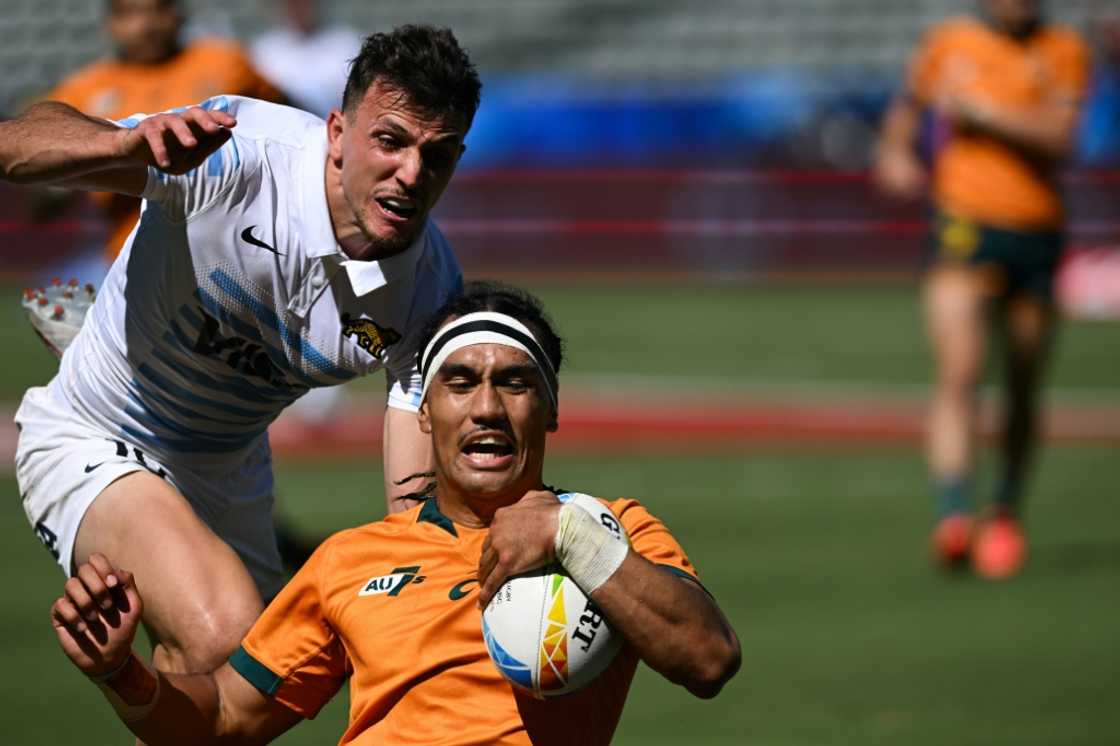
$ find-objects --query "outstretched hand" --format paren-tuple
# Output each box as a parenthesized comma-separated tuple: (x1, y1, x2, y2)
(118, 107, 236, 175)
(51, 553, 143, 679)
(477, 490, 561, 609)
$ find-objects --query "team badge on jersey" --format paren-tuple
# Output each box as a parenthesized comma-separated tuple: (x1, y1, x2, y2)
(341, 313, 401, 359)
(359, 566, 425, 597)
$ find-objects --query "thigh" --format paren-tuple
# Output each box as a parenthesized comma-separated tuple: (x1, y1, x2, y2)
(922, 265, 991, 382)
(73, 470, 264, 672)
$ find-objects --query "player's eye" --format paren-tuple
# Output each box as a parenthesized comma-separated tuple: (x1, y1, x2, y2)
(376, 135, 401, 151)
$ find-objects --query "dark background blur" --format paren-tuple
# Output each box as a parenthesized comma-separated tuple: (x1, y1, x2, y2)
(1, 0, 1117, 280)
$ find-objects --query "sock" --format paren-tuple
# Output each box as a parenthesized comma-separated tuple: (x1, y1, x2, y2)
(933, 475, 972, 519)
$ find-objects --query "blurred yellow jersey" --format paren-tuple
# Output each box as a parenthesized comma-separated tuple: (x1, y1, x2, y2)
(45, 39, 283, 260)
(908, 16, 1090, 230)
(230, 496, 699, 745)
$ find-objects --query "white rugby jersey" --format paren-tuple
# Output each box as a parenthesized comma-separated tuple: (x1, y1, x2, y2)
(49, 96, 462, 466)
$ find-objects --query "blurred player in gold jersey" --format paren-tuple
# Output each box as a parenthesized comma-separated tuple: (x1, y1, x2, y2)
(875, 0, 1090, 579)
(44, 0, 282, 264)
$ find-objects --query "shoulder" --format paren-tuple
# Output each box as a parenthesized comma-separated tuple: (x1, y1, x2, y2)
(920, 15, 982, 48)
(212, 95, 325, 146)
(417, 221, 463, 283)
(316, 509, 422, 558)
(1039, 23, 1091, 57)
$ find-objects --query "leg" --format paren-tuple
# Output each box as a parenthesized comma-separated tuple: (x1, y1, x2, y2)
(73, 471, 264, 674)
(997, 293, 1055, 515)
(923, 266, 990, 513)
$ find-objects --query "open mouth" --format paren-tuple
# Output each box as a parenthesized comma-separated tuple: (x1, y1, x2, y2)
(460, 433, 515, 467)
(375, 196, 419, 221)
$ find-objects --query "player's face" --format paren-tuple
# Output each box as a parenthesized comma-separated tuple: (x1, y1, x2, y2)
(107, 0, 182, 64)
(982, 0, 1039, 33)
(419, 343, 557, 505)
(328, 80, 467, 261)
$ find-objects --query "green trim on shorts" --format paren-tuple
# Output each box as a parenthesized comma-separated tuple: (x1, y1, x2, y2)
(229, 646, 283, 696)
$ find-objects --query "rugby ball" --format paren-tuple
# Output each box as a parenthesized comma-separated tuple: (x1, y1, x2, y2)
(482, 493, 629, 698)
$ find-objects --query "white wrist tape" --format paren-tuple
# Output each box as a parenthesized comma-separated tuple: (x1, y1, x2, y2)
(554, 503, 628, 594)
(92, 655, 161, 723)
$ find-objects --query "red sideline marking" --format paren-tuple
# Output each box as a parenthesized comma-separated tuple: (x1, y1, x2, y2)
(265, 398, 1120, 461)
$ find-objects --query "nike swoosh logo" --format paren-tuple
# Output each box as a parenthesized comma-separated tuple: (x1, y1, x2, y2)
(84, 463, 104, 473)
(241, 226, 283, 255)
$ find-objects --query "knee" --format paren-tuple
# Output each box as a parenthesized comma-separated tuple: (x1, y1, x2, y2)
(155, 599, 261, 673)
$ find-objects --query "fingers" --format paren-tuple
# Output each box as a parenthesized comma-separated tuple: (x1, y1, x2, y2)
(137, 107, 235, 170)
(476, 549, 508, 610)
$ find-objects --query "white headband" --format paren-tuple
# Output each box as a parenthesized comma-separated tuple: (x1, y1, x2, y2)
(419, 311, 558, 409)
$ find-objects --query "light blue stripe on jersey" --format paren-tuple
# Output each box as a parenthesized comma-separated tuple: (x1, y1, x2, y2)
(208, 269, 356, 383)
(126, 393, 266, 447)
(120, 422, 263, 455)
(116, 117, 140, 129)
(188, 292, 320, 390)
(150, 340, 302, 405)
(136, 364, 276, 421)
(198, 97, 241, 171)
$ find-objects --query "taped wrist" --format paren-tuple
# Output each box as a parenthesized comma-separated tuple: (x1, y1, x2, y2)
(91, 653, 161, 723)
(554, 503, 628, 594)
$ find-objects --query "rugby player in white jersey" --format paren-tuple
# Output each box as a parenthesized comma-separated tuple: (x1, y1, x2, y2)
(0, 25, 480, 679)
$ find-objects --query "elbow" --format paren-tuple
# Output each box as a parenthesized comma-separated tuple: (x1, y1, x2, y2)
(681, 630, 742, 700)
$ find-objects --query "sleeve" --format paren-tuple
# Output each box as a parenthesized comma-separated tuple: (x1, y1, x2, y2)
(132, 96, 256, 222)
(229, 541, 350, 719)
(611, 499, 700, 584)
(906, 24, 948, 105)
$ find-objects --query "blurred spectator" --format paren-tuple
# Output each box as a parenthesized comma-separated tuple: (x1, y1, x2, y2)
(251, 0, 361, 119)
(873, 0, 1090, 580)
(41, 0, 282, 269)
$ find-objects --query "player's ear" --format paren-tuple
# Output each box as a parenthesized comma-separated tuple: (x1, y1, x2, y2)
(546, 409, 558, 433)
(327, 109, 346, 164)
(418, 401, 432, 434)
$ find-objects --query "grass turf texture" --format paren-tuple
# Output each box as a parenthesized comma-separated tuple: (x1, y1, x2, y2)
(2, 281, 1119, 399)
(3, 448, 1118, 745)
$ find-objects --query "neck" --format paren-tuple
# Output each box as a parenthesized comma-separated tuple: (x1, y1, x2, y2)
(434, 480, 545, 528)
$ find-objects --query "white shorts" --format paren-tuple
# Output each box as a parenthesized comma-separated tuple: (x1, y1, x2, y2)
(14, 385, 284, 600)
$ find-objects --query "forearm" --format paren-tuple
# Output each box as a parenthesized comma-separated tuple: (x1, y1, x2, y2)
(589, 553, 740, 698)
(877, 96, 921, 158)
(382, 405, 436, 514)
(95, 653, 227, 745)
(967, 100, 1079, 160)
(0, 101, 129, 185)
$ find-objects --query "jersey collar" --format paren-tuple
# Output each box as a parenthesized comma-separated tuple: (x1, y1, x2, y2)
(300, 126, 426, 297)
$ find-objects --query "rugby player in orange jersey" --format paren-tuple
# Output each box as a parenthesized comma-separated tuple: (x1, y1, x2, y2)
(43, 0, 282, 264)
(49, 283, 741, 745)
(874, 0, 1089, 579)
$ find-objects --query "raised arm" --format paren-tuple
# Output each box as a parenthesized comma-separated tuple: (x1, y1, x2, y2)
(0, 101, 236, 194)
(478, 492, 741, 699)
(51, 554, 300, 745)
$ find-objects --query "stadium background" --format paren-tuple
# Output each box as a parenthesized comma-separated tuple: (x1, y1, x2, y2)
(1, 1, 1117, 743)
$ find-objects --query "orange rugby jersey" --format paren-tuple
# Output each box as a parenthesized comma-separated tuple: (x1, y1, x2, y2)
(908, 16, 1090, 230)
(45, 39, 282, 260)
(231, 496, 700, 746)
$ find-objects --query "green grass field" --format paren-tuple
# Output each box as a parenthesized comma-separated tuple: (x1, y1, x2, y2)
(2, 280, 1118, 744)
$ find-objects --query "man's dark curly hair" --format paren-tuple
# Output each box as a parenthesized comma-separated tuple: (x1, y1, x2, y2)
(342, 25, 481, 128)
(416, 281, 565, 378)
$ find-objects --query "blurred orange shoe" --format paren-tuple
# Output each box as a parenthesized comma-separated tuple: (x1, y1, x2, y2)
(930, 513, 973, 569)
(972, 514, 1027, 580)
